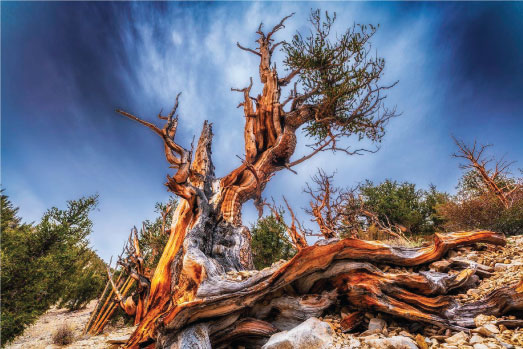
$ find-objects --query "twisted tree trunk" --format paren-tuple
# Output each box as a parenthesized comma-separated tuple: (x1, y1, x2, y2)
(154, 231, 522, 348)
(113, 15, 523, 348)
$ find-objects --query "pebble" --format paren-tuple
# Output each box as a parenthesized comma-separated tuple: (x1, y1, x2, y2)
(483, 323, 500, 334)
(473, 344, 489, 349)
(470, 334, 483, 344)
(368, 318, 387, 332)
(445, 331, 469, 345)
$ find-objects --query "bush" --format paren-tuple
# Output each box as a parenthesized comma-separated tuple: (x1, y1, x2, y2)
(357, 180, 448, 235)
(496, 196, 523, 235)
(437, 191, 523, 235)
(437, 167, 523, 235)
(58, 249, 106, 311)
(1, 193, 105, 343)
(52, 324, 75, 346)
(251, 215, 296, 270)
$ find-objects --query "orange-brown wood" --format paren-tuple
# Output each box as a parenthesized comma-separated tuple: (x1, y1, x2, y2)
(111, 13, 522, 349)
(158, 231, 505, 332)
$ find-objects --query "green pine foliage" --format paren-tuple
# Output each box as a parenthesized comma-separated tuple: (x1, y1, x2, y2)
(358, 180, 448, 235)
(1, 193, 105, 344)
(137, 197, 177, 268)
(283, 10, 395, 144)
(251, 215, 296, 270)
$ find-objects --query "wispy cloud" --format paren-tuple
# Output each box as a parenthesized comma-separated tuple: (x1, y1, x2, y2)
(2, 2, 522, 260)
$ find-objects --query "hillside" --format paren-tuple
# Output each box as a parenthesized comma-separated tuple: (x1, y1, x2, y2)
(5, 301, 134, 349)
(6, 234, 523, 349)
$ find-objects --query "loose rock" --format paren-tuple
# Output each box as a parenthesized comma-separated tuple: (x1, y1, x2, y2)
(262, 317, 334, 349)
(363, 335, 418, 349)
(368, 318, 387, 332)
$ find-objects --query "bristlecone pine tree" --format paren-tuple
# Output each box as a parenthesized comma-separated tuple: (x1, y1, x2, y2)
(110, 12, 522, 349)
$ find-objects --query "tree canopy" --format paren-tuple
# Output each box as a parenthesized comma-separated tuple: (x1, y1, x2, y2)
(1, 193, 105, 343)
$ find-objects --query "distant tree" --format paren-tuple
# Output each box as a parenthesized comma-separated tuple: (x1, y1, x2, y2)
(422, 184, 450, 233)
(453, 138, 520, 208)
(251, 214, 296, 270)
(138, 197, 177, 269)
(437, 140, 522, 235)
(1, 193, 105, 343)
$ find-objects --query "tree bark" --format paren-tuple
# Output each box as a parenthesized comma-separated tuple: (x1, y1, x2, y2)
(150, 231, 523, 348)
(113, 16, 523, 348)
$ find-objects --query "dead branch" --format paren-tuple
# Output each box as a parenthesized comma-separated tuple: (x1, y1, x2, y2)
(453, 137, 519, 208)
(116, 94, 196, 200)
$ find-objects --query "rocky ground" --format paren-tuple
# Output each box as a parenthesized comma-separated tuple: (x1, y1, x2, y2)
(5, 301, 135, 349)
(6, 235, 523, 349)
(302, 234, 523, 349)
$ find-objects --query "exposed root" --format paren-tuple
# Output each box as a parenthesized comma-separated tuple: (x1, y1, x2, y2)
(144, 231, 523, 348)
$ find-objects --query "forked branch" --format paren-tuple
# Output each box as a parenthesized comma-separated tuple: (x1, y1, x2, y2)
(264, 198, 309, 250)
(453, 137, 519, 208)
(116, 94, 195, 200)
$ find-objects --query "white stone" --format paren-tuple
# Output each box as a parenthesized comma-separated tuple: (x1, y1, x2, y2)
(363, 335, 418, 349)
(445, 331, 469, 345)
(262, 317, 334, 349)
(368, 318, 387, 332)
(482, 323, 499, 334)
(469, 334, 483, 344)
(473, 344, 489, 349)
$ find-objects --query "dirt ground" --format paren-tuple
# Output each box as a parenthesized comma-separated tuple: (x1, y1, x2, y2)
(5, 235, 523, 349)
(5, 301, 134, 349)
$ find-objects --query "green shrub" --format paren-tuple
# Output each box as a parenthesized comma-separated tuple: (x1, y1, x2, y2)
(251, 215, 296, 270)
(496, 197, 523, 235)
(357, 180, 448, 235)
(58, 249, 106, 311)
(1, 193, 105, 343)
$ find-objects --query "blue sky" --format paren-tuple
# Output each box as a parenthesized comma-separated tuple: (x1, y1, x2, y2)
(2, 2, 522, 261)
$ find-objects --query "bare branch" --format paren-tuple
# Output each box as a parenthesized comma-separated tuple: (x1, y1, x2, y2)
(452, 137, 516, 208)
(106, 257, 123, 302)
(117, 94, 199, 200)
(236, 42, 261, 57)
(288, 138, 334, 167)
(278, 69, 300, 86)
(267, 13, 295, 41)
(282, 196, 309, 249)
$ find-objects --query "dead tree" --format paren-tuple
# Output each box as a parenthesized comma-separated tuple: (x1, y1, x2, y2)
(453, 138, 521, 208)
(264, 198, 309, 251)
(304, 169, 409, 242)
(113, 12, 522, 348)
(85, 228, 154, 335)
(304, 170, 347, 239)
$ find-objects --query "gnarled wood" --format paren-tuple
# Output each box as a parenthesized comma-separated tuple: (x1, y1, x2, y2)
(157, 232, 509, 334)
(112, 12, 522, 348)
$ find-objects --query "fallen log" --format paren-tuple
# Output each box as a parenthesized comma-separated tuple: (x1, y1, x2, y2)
(149, 231, 523, 348)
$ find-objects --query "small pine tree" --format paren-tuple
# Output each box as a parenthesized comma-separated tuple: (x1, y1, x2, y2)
(138, 198, 177, 269)
(1, 193, 105, 343)
(251, 215, 296, 270)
